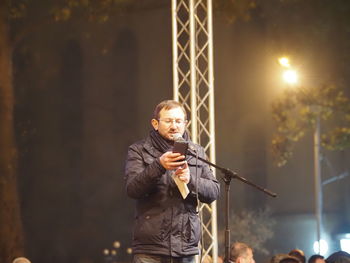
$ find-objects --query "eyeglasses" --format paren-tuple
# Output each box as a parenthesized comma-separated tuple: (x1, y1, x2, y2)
(158, 118, 187, 126)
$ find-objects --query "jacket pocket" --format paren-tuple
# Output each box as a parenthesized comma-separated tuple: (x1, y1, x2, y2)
(133, 213, 166, 244)
(182, 211, 201, 248)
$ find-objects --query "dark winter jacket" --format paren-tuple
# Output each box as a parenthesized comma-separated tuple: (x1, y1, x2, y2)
(125, 135, 220, 257)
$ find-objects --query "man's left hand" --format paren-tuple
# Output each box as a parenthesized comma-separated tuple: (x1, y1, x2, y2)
(175, 162, 190, 184)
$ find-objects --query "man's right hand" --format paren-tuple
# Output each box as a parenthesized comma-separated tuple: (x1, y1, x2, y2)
(159, 151, 186, 170)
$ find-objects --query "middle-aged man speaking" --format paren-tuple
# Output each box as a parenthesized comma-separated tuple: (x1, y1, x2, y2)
(125, 100, 220, 263)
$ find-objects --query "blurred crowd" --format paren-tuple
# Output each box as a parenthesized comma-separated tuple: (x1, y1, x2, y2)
(11, 242, 350, 263)
(213, 242, 350, 263)
(268, 248, 350, 263)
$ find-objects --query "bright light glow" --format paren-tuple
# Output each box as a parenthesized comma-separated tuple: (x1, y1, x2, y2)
(279, 57, 290, 68)
(340, 238, 350, 253)
(282, 69, 298, 85)
(313, 239, 329, 255)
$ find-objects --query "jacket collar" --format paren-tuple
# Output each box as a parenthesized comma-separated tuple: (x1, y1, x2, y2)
(143, 135, 163, 158)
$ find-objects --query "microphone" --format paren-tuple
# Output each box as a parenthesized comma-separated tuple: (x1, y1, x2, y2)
(172, 133, 184, 141)
(172, 133, 188, 155)
(172, 133, 196, 153)
(171, 133, 190, 199)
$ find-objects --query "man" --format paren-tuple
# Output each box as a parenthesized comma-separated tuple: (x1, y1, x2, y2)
(229, 242, 255, 263)
(125, 100, 220, 263)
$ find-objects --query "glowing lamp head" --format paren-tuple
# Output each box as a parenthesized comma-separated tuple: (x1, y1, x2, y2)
(283, 69, 298, 85)
(313, 239, 328, 255)
(279, 57, 291, 68)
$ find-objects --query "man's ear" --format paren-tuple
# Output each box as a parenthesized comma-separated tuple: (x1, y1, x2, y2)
(151, 119, 159, 130)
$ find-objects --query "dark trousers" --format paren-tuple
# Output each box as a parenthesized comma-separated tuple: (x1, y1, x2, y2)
(133, 254, 196, 263)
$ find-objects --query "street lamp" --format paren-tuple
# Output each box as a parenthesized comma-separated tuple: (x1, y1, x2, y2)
(278, 57, 299, 85)
(278, 57, 323, 255)
(282, 69, 298, 85)
(278, 57, 291, 68)
(313, 107, 323, 255)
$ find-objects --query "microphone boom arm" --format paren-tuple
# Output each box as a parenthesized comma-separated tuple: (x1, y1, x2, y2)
(186, 149, 276, 263)
(187, 150, 277, 197)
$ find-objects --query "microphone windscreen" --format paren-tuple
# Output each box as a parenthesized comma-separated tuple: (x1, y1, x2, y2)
(173, 133, 185, 142)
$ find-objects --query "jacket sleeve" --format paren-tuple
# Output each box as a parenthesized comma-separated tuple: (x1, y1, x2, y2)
(188, 146, 220, 204)
(124, 143, 166, 199)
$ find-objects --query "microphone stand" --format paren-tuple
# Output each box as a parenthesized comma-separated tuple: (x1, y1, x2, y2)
(187, 151, 277, 263)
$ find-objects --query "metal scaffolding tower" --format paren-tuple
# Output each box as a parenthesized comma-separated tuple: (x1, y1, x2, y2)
(171, 0, 218, 262)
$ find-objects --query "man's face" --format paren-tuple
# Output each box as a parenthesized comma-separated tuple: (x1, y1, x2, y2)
(151, 107, 187, 141)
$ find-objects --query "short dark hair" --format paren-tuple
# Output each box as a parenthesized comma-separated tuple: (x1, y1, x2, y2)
(230, 242, 252, 262)
(153, 100, 187, 120)
(308, 255, 324, 263)
(280, 256, 301, 263)
(270, 254, 290, 263)
(326, 251, 350, 263)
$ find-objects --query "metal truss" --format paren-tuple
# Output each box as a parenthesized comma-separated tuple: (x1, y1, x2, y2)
(171, 1, 218, 262)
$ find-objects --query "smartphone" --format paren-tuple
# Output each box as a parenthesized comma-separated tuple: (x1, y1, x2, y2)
(173, 141, 188, 156)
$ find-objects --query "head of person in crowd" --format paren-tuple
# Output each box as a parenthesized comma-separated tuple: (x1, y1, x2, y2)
(229, 242, 255, 263)
(12, 257, 31, 263)
(280, 256, 302, 263)
(270, 254, 290, 263)
(326, 251, 350, 263)
(289, 249, 306, 263)
(308, 254, 325, 263)
(270, 254, 301, 263)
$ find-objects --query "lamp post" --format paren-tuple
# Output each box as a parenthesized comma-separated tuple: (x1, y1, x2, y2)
(278, 57, 323, 254)
(314, 110, 323, 254)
